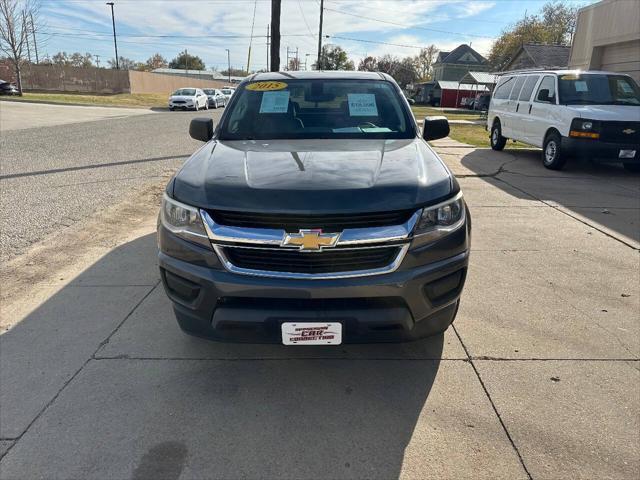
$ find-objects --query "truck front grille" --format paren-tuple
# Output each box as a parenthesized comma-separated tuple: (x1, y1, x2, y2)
(600, 121, 640, 143)
(222, 246, 401, 275)
(208, 209, 415, 233)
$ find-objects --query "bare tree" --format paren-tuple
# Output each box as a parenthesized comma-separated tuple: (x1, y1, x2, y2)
(0, 0, 39, 95)
(415, 45, 438, 81)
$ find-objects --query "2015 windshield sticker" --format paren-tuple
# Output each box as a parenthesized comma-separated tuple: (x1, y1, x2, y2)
(246, 81, 288, 91)
(348, 93, 378, 116)
(259, 90, 290, 113)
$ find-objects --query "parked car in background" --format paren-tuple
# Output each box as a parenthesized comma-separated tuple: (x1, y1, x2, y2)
(488, 70, 640, 171)
(158, 71, 469, 345)
(203, 89, 227, 108)
(0, 80, 19, 95)
(220, 87, 235, 101)
(169, 88, 208, 111)
(475, 93, 491, 111)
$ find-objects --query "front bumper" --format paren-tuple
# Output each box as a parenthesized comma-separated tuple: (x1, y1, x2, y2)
(563, 137, 640, 163)
(158, 218, 470, 343)
(169, 102, 194, 109)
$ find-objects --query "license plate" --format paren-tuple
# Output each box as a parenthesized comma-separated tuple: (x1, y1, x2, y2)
(619, 149, 636, 159)
(281, 322, 342, 345)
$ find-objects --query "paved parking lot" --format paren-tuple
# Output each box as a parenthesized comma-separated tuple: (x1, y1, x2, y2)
(0, 113, 638, 478)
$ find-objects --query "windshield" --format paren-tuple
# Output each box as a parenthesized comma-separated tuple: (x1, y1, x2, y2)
(221, 89, 232, 94)
(218, 79, 415, 140)
(203, 89, 215, 94)
(558, 74, 640, 105)
(172, 88, 196, 96)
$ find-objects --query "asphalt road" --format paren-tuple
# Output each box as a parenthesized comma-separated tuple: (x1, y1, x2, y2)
(0, 102, 223, 260)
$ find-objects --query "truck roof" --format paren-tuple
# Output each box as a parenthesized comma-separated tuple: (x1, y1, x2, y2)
(496, 69, 633, 77)
(247, 71, 392, 81)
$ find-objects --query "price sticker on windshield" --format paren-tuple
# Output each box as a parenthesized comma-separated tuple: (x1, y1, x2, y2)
(348, 93, 378, 116)
(259, 91, 290, 113)
(246, 81, 288, 91)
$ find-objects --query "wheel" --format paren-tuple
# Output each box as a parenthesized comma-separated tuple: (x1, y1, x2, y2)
(542, 132, 567, 170)
(623, 162, 640, 173)
(213, 99, 218, 109)
(490, 121, 507, 151)
(169, 107, 175, 111)
(204, 101, 209, 110)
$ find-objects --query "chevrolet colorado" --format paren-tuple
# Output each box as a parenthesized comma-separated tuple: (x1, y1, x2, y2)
(158, 71, 470, 344)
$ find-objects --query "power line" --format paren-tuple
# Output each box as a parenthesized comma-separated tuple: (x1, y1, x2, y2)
(327, 35, 427, 50)
(323, 6, 494, 39)
(297, 0, 316, 39)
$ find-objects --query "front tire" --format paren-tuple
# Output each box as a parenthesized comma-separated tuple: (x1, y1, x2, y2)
(623, 162, 640, 173)
(490, 122, 507, 151)
(542, 132, 567, 170)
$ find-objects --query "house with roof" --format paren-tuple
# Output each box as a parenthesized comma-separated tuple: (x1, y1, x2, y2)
(413, 44, 491, 107)
(503, 43, 571, 71)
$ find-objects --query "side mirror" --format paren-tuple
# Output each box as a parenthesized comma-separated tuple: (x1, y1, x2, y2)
(422, 116, 450, 141)
(189, 118, 214, 142)
(537, 89, 550, 102)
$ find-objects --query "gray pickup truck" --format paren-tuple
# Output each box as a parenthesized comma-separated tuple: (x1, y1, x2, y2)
(158, 71, 470, 345)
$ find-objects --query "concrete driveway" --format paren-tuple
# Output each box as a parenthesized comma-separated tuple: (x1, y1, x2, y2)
(0, 140, 638, 479)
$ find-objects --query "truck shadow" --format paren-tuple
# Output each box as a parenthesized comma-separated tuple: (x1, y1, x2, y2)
(460, 148, 640, 244)
(1, 233, 445, 479)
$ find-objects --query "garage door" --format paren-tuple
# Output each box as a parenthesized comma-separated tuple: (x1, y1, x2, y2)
(600, 39, 640, 82)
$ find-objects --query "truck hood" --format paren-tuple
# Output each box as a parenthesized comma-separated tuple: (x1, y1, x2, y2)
(567, 104, 640, 121)
(172, 138, 455, 214)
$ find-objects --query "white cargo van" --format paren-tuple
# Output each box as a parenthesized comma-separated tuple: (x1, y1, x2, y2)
(487, 70, 640, 171)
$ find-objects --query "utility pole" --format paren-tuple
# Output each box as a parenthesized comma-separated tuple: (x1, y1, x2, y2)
(106, 2, 119, 69)
(270, 0, 281, 71)
(266, 24, 270, 70)
(246, 0, 257, 73)
(22, 13, 31, 63)
(225, 49, 231, 82)
(304, 53, 310, 71)
(185, 49, 189, 72)
(94, 54, 101, 68)
(29, 12, 39, 64)
(316, 0, 324, 69)
(295, 47, 299, 71)
(285, 46, 290, 70)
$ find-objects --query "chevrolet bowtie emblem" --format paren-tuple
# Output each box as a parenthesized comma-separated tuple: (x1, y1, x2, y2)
(282, 229, 340, 251)
(622, 128, 636, 134)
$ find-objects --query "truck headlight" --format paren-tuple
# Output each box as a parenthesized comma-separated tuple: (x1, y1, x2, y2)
(414, 192, 465, 240)
(570, 118, 600, 139)
(160, 193, 210, 247)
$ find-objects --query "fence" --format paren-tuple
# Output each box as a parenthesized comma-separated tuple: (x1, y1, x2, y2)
(1, 64, 228, 95)
(128, 71, 227, 94)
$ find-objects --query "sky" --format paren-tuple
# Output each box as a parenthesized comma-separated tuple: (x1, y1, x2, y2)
(36, 0, 597, 70)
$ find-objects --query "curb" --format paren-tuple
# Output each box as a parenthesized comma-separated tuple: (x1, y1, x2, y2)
(0, 98, 160, 110)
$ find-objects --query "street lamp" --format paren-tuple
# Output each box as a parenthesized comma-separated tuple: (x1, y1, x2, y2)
(106, 2, 119, 69)
(225, 49, 231, 83)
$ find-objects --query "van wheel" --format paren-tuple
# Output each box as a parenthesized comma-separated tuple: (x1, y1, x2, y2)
(490, 122, 507, 151)
(623, 162, 640, 173)
(542, 132, 566, 170)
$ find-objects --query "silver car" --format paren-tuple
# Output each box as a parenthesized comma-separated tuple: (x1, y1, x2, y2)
(203, 89, 227, 109)
(169, 88, 209, 111)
